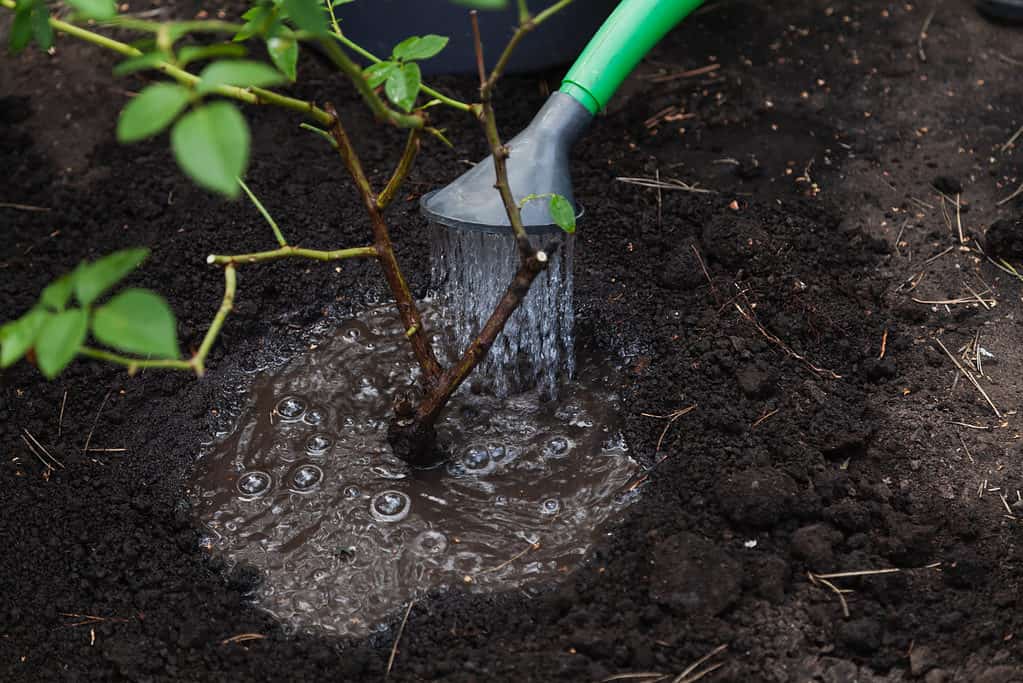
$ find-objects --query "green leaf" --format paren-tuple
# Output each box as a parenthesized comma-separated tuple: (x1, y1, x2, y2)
(92, 289, 179, 359)
(266, 27, 298, 81)
(9, 8, 32, 54)
(549, 193, 576, 234)
(234, 6, 272, 42)
(281, 0, 327, 35)
(391, 35, 448, 62)
(113, 52, 170, 76)
(74, 248, 150, 306)
(363, 61, 397, 88)
(65, 0, 116, 20)
(451, 0, 507, 8)
(116, 83, 191, 143)
(40, 273, 74, 311)
(170, 102, 250, 197)
(331, 0, 353, 6)
(0, 308, 50, 368)
(35, 308, 88, 379)
(197, 59, 287, 94)
(384, 61, 421, 112)
(178, 43, 247, 66)
(30, 3, 53, 51)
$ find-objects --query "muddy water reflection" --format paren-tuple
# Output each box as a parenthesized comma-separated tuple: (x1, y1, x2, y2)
(191, 305, 636, 636)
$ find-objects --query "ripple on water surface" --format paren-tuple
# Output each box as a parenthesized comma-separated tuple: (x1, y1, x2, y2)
(190, 304, 637, 636)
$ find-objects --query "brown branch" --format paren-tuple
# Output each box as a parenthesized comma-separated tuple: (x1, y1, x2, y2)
(377, 129, 421, 209)
(415, 249, 549, 422)
(318, 39, 425, 130)
(470, 11, 535, 262)
(325, 103, 443, 385)
(480, 0, 575, 98)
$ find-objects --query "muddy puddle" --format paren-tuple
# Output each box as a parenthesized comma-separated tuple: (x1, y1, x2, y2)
(190, 304, 637, 636)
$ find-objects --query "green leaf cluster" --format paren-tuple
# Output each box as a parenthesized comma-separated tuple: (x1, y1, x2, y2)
(361, 35, 449, 112)
(8, 0, 117, 54)
(0, 249, 179, 378)
(115, 56, 292, 197)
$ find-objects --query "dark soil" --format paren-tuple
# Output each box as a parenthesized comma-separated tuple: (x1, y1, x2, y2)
(3, 1, 1023, 681)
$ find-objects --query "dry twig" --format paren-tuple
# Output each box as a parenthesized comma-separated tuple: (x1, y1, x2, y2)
(616, 176, 715, 194)
(733, 291, 841, 380)
(82, 390, 111, 454)
(934, 337, 1002, 418)
(641, 404, 698, 454)
(386, 600, 415, 678)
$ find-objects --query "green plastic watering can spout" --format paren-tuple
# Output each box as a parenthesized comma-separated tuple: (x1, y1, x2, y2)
(421, 0, 704, 232)
(560, 0, 706, 114)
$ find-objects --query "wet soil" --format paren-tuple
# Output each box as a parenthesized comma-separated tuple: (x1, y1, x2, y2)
(192, 303, 636, 637)
(3, 1, 1023, 681)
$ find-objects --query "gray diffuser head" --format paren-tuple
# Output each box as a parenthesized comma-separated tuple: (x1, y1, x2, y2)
(421, 92, 592, 234)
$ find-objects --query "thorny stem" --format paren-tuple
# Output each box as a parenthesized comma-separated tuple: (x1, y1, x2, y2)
(78, 265, 238, 376)
(78, 347, 192, 373)
(481, 0, 575, 97)
(193, 265, 237, 375)
(377, 130, 421, 209)
(415, 250, 550, 423)
(324, 103, 443, 384)
(404, 1, 577, 442)
(238, 178, 287, 247)
(470, 11, 534, 261)
(0, 1, 336, 126)
(323, 2, 471, 113)
(206, 245, 377, 266)
(108, 7, 472, 113)
(317, 38, 425, 130)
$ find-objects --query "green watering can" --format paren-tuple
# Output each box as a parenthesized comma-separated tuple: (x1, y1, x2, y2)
(421, 0, 704, 233)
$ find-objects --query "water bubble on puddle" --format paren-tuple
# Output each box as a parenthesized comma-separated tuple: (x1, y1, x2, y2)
(463, 446, 492, 473)
(543, 436, 570, 458)
(343, 485, 362, 499)
(276, 396, 306, 422)
(487, 443, 507, 461)
(291, 464, 324, 492)
(371, 490, 411, 522)
(237, 471, 272, 497)
(540, 498, 561, 516)
(411, 530, 448, 557)
(305, 434, 333, 457)
(303, 407, 326, 426)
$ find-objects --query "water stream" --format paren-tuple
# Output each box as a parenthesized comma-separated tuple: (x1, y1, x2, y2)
(429, 225, 575, 399)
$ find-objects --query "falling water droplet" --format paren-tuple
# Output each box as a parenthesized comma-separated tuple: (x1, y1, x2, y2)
(370, 490, 411, 522)
(276, 396, 306, 422)
(291, 464, 323, 492)
(237, 471, 272, 497)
